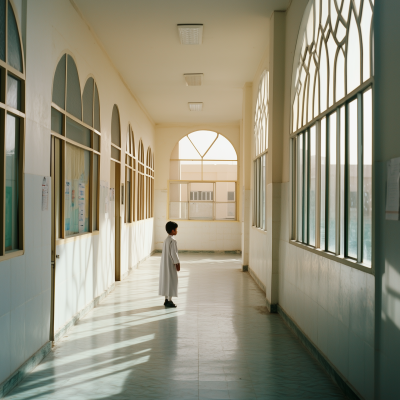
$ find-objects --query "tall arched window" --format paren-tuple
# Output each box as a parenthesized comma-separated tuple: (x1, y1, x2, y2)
(146, 147, 154, 218)
(111, 105, 121, 162)
(253, 71, 269, 231)
(291, 0, 373, 266)
(169, 131, 237, 221)
(137, 140, 145, 220)
(51, 55, 101, 237)
(125, 126, 136, 223)
(0, 0, 25, 254)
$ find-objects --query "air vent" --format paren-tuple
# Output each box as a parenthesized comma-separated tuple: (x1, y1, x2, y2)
(178, 24, 203, 45)
(188, 102, 203, 111)
(184, 73, 203, 86)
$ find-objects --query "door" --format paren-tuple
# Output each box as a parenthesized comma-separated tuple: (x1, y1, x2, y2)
(110, 160, 121, 280)
(50, 136, 62, 341)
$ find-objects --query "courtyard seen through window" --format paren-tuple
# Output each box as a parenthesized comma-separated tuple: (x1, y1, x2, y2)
(169, 131, 237, 221)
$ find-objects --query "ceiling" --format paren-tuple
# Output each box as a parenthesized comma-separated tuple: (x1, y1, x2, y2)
(74, 0, 291, 124)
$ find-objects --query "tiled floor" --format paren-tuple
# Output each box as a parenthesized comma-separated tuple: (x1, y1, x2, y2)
(5, 254, 347, 399)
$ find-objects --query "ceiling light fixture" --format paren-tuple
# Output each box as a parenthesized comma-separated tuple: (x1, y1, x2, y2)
(184, 73, 203, 86)
(188, 102, 203, 111)
(178, 24, 203, 45)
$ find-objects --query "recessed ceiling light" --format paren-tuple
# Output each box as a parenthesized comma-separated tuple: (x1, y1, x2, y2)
(184, 73, 203, 86)
(188, 102, 203, 111)
(178, 24, 203, 45)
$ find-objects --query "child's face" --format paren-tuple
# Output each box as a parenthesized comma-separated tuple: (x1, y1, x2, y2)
(170, 228, 178, 236)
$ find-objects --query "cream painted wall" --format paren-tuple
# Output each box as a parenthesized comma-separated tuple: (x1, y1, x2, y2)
(0, 0, 156, 387)
(154, 123, 241, 251)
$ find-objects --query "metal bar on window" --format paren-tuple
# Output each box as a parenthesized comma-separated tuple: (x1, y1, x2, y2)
(357, 92, 363, 263)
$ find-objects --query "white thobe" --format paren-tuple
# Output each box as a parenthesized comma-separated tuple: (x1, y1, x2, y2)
(158, 235, 180, 297)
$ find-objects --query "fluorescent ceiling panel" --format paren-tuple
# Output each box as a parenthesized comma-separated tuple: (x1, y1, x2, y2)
(178, 24, 203, 45)
(188, 102, 203, 111)
(184, 73, 203, 86)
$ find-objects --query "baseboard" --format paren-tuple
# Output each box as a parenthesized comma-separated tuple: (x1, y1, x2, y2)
(121, 252, 155, 280)
(0, 341, 52, 399)
(248, 266, 266, 293)
(242, 265, 248, 272)
(277, 305, 361, 400)
(54, 282, 116, 343)
(153, 250, 241, 254)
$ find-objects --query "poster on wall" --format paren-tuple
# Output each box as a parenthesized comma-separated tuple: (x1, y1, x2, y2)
(41, 177, 49, 211)
(65, 180, 71, 231)
(386, 157, 400, 220)
(109, 188, 115, 202)
(100, 180, 109, 215)
(78, 182, 85, 233)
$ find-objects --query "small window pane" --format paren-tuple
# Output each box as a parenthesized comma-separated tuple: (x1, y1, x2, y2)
(65, 143, 90, 236)
(7, 2, 22, 72)
(52, 54, 66, 109)
(66, 55, 82, 120)
(7, 73, 20, 110)
(304, 130, 309, 242)
(340, 107, 346, 255)
(0, 0, 5, 61)
(93, 133, 100, 152)
(216, 182, 235, 202)
(169, 202, 188, 220)
(111, 146, 120, 161)
(363, 89, 372, 264)
(94, 84, 100, 131)
(261, 155, 266, 230)
(309, 126, 316, 246)
(54, 138, 62, 239)
(111, 105, 121, 147)
(170, 183, 188, 202)
(328, 112, 337, 253)
(203, 161, 237, 181)
(297, 134, 303, 242)
(174, 160, 201, 181)
(51, 107, 63, 135)
(216, 203, 236, 220)
(5, 113, 19, 251)
(320, 118, 327, 249)
(66, 117, 90, 147)
(82, 77, 94, 127)
(92, 154, 99, 230)
(126, 168, 131, 222)
(189, 202, 213, 220)
(347, 99, 358, 258)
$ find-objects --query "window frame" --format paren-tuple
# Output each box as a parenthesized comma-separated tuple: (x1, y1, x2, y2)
(124, 125, 136, 223)
(145, 147, 154, 219)
(137, 140, 145, 221)
(51, 57, 101, 241)
(0, 0, 26, 259)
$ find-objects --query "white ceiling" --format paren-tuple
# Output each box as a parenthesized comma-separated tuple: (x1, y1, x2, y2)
(74, 0, 291, 124)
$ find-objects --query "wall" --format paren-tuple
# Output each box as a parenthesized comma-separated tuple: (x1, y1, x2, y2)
(0, 0, 155, 387)
(374, 1, 400, 398)
(247, 1, 375, 399)
(154, 123, 241, 251)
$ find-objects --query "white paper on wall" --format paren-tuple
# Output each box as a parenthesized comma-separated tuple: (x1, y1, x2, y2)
(386, 157, 400, 220)
(78, 182, 85, 233)
(42, 177, 49, 211)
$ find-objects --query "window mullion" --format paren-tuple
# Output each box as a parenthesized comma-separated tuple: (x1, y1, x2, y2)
(344, 103, 349, 257)
(335, 109, 340, 255)
(325, 116, 330, 251)
(316, 121, 321, 248)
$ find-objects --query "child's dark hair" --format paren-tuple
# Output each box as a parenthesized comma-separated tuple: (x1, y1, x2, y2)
(166, 221, 178, 234)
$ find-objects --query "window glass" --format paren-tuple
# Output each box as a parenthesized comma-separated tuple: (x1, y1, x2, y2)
(203, 135, 236, 160)
(66, 117, 90, 147)
(170, 202, 188, 220)
(320, 118, 326, 249)
(0, 0, 5, 61)
(309, 126, 316, 246)
(111, 105, 120, 147)
(7, 2, 22, 72)
(93, 133, 100, 152)
(340, 107, 346, 255)
(216, 203, 236, 220)
(7, 73, 20, 110)
(328, 112, 337, 253)
(347, 99, 358, 258)
(94, 84, 100, 131)
(297, 134, 303, 242)
(65, 143, 90, 236)
(188, 130, 217, 156)
(111, 146, 120, 161)
(125, 168, 131, 222)
(203, 161, 237, 181)
(51, 107, 63, 135)
(52, 55, 66, 109)
(363, 89, 372, 264)
(82, 77, 94, 127)
(66, 55, 82, 120)
(5, 113, 19, 251)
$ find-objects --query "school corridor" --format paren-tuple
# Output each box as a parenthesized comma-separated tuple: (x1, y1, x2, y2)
(4, 254, 346, 400)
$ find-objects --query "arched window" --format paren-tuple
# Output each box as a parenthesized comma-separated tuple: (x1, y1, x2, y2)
(169, 131, 237, 221)
(146, 147, 154, 218)
(253, 71, 269, 231)
(291, 0, 373, 266)
(111, 104, 121, 161)
(51, 54, 101, 236)
(137, 140, 145, 220)
(125, 126, 136, 223)
(0, 0, 25, 254)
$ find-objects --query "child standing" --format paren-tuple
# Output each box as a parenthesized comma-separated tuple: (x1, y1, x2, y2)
(159, 221, 180, 308)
